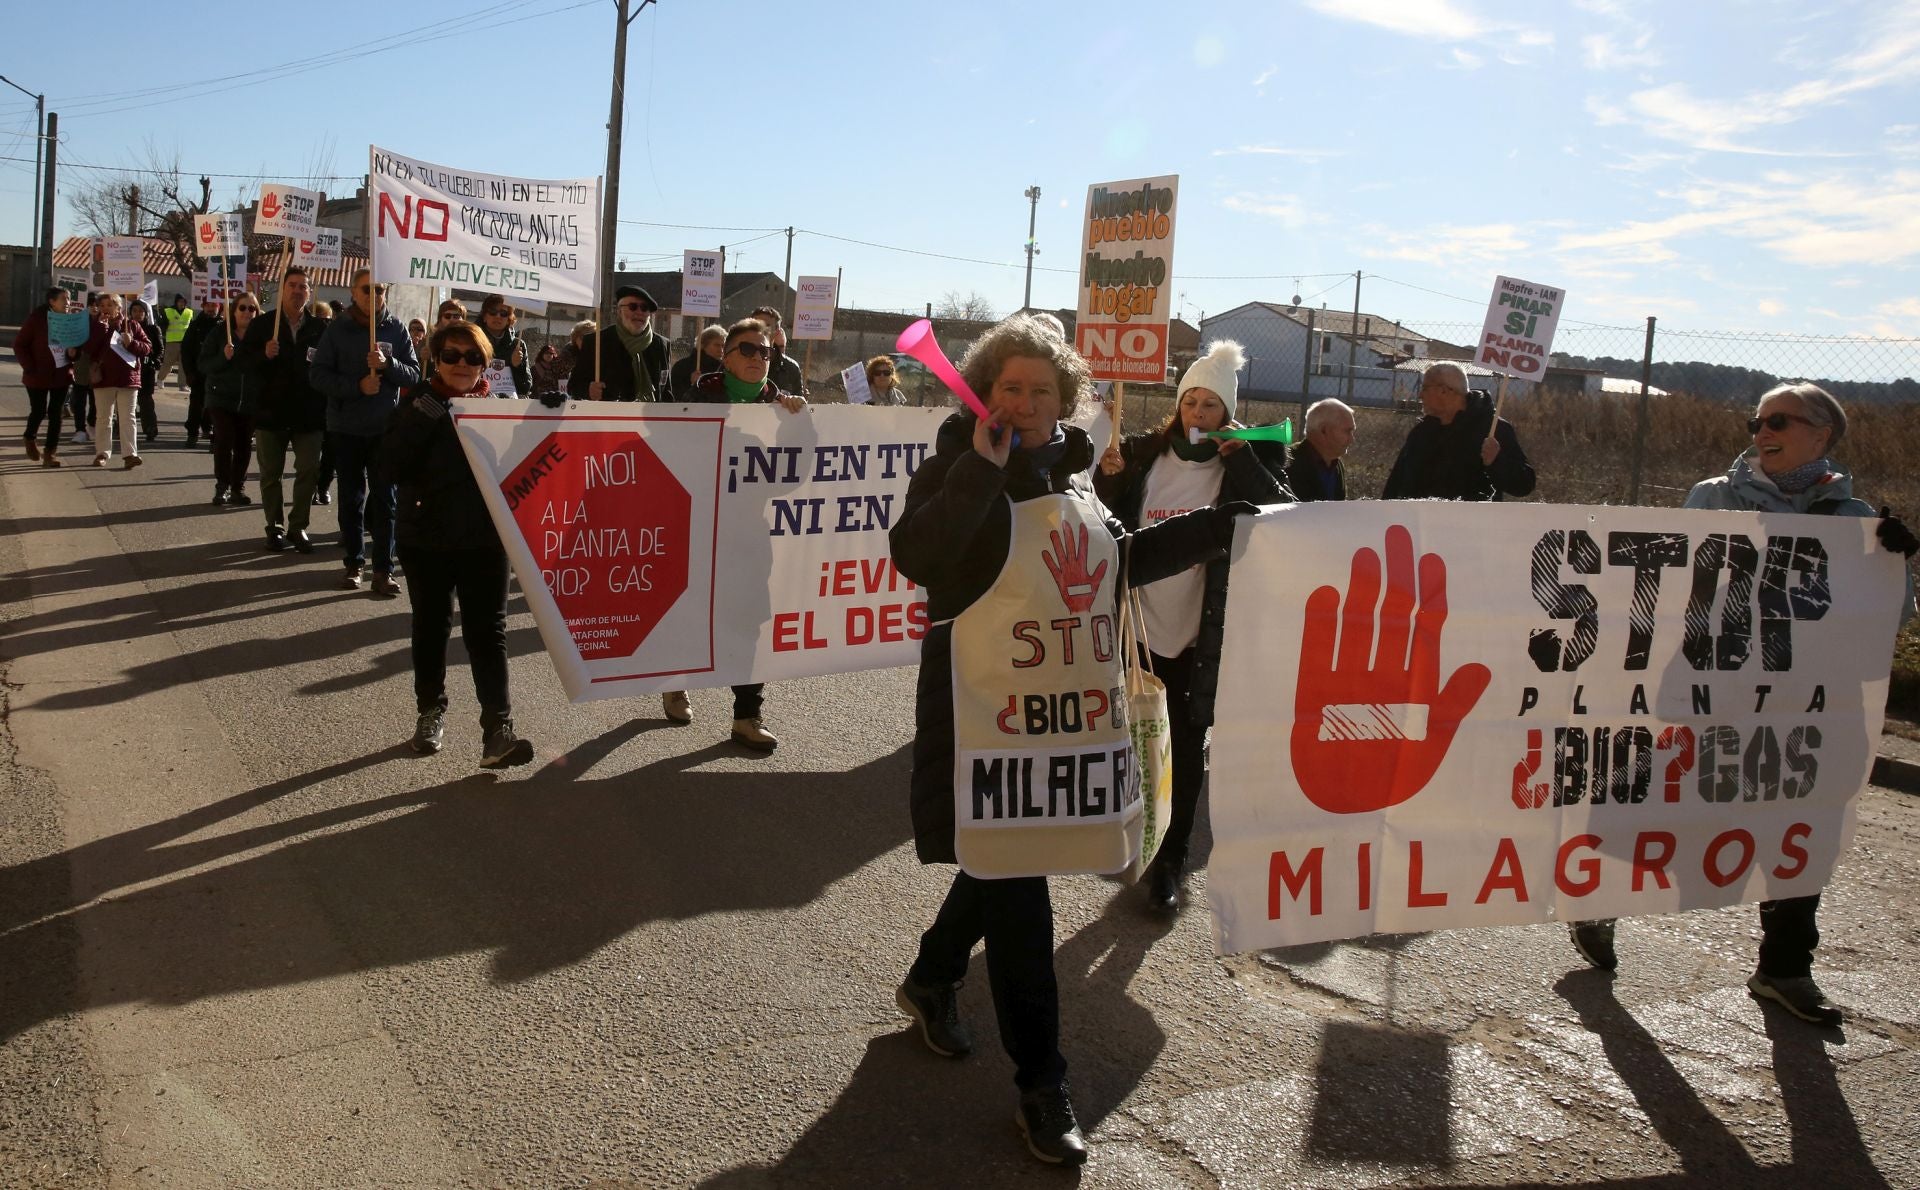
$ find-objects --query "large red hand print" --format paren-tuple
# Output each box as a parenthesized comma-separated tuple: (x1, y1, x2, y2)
(1291, 525, 1491, 814)
(1041, 523, 1109, 614)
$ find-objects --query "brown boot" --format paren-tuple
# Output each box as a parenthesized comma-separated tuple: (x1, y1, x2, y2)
(41, 449, 61, 468)
(24, 435, 40, 462)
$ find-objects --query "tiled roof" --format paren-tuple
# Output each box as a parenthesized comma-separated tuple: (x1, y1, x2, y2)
(53, 234, 368, 289)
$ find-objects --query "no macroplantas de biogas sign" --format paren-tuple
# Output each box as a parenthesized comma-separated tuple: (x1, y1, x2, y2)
(1075, 174, 1178, 383)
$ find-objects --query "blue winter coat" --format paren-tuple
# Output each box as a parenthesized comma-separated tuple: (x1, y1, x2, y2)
(309, 309, 421, 438)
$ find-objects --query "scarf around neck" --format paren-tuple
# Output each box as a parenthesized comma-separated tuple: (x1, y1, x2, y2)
(723, 371, 766, 403)
(1767, 457, 1831, 494)
(429, 374, 490, 401)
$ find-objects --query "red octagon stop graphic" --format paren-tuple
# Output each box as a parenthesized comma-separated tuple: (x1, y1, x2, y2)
(504, 431, 691, 660)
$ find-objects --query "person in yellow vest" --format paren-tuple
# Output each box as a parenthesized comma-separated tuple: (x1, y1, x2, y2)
(887, 313, 1254, 1165)
(161, 294, 194, 390)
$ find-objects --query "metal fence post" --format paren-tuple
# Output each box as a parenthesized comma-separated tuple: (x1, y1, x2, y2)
(1627, 315, 1657, 504)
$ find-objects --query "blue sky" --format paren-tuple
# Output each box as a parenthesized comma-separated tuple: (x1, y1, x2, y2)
(3, 0, 1916, 344)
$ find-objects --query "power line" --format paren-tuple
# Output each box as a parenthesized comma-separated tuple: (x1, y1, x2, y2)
(0, 152, 359, 183)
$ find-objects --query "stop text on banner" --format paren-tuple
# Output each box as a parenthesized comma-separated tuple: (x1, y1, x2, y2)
(1207, 500, 1908, 955)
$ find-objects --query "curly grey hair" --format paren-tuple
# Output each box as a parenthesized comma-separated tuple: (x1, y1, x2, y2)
(1758, 381, 1846, 449)
(957, 312, 1092, 421)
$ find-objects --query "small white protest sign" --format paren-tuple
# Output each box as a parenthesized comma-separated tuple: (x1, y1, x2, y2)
(254, 182, 322, 239)
(682, 250, 722, 317)
(793, 275, 839, 340)
(842, 361, 872, 404)
(1476, 275, 1564, 380)
(295, 226, 343, 270)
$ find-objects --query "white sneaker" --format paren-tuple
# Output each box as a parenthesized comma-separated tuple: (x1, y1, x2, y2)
(72, 428, 91, 444)
(662, 690, 692, 724)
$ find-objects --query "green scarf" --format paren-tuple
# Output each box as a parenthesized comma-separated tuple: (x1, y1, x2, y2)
(723, 372, 766, 404)
(614, 320, 656, 393)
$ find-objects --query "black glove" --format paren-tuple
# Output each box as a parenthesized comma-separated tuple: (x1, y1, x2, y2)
(412, 391, 447, 420)
(537, 389, 568, 409)
(1879, 506, 1919, 558)
(1203, 500, 1263, 551)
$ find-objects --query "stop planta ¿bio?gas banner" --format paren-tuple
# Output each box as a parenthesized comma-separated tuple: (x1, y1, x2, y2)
(1208, 501, 1908, 954)
(452, 403, 944, 701)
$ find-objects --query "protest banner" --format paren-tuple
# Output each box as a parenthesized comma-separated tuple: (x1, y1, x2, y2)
(368, 145, 601, 309)
(101, 237, 143, 294)
(452, 403, 942, 701)
(253, 182, 321, 239)
(193, 262, 250, 306)
(47, 311, 89, 349)
(793, 275, 839, 340)
(194, 212, 245, 257)
(139, 280, 158, 306)
(1075, 174, 1178, 383)
(842, 361, 873, 405)
(682, 250, 722, 318)
(1475, 275, 1564, 381)
(1207, 500, 1908, 955)
(483, 359, 519, 396)
(295, 226, 344, 270)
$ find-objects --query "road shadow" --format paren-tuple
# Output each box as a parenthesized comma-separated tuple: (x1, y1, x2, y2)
(698, 889, 1170, 1188)
(0, 724, 914, 1044)
(1554, 969, 1888, 1188)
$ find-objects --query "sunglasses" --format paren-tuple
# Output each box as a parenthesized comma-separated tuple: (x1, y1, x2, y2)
(1748, 412, 1815, 434)
(617, 302, 655, 314)
(438, 347, 487, 367)
(873, 368, 895, 376)
(729, 342, 770, 359)
(233, 304, 260, 313)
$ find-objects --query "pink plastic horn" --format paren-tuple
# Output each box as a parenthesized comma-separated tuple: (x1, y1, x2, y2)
(896, 319, 990, 421)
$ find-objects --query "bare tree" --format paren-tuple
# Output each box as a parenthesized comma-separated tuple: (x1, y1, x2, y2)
(934, 290, 997, 322)
(66, 143, 223, 281)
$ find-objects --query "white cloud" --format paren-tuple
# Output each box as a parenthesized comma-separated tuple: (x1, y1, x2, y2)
(1575, 291, 1703, 320)
(1874, 296, 1920, 318)
(1758, 299, 1786, 316)
(1360, 222, 1530, 268)
(1252, 65, 1278, 88)
(1445, 48, 1484, 70)
(1581, 31, 1660, 70)
(1586, 0, 1920, 151)
(1222, 193, 1324, 230)
(1300, 0, 1551, 57)
(1210, 144, 1349, 161)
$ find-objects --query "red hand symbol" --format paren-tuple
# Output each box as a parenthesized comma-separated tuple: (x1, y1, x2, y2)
(1291, 524, 1490, 814)
(1041, 522, 1109, 614)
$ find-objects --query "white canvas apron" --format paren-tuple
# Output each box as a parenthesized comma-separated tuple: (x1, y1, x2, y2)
(949, 491, 1142, 878)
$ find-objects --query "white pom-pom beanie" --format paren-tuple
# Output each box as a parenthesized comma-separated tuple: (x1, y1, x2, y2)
(1177, 339, 1247, 417)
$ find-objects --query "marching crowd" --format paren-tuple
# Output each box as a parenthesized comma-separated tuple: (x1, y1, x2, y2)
(11, 282, 1920, 1166)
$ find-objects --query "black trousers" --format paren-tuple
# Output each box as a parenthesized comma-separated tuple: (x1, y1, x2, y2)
(910, 871, 1065, 1091)
(1150, 647, 1208, 875)
(398, 545, 513, 728)
(185, 381, 207, 438)
(731, 684, 764, 719)
(26, 386, 67, 453)
(1758, 894, 1821, 978)
(136, 379, 158, 439)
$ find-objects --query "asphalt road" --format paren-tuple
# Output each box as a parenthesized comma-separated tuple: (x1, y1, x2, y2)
(3, 365, 1917, 1189)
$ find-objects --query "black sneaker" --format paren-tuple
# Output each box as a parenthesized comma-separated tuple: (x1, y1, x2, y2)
(1016, 1083, 1088, 1166)
(896, 976, 972, 1058)
(227, 488, 253, 506)
(211, 486, 227, 506)
(1748, 972, 1843, 1026)
(1569, 920, 1618, 972)
(315, 489, 332, 506)
(410, 708, 445, 755)
(266, 526, 288, 552)
(480, 722, 534, 769)
(291, 530, 313, 554)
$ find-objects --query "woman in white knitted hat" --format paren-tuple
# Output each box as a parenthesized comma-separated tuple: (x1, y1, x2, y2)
(1093, 339, 1293, 912)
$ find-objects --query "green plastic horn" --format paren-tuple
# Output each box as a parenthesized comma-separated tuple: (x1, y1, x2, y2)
(1189, 420, 1293, 445)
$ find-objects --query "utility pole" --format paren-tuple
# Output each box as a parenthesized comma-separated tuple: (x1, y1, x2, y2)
(600, 0, 657, 329)
(38, 112, 56, 289)
(1022, 185, 1041, 312)
(1345, 270, 1362, 403)
(0, 75, 45, 288)
(126, 185, 141, 236)
(783, 226, 794, 325)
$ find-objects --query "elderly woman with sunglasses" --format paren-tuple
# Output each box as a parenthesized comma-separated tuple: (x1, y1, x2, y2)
(382, 319, 535, 770)
(1565, 381, 1917, 1026)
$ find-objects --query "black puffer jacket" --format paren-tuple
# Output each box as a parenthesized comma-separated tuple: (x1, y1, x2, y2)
(1093, 430, 1292, 727)
(890, 414, 1237, 866)
(383, 382, 503, 553)
(180, 311, 223, 388)
(239, 307, 331, 433)
(1381, 388, 1535, 501)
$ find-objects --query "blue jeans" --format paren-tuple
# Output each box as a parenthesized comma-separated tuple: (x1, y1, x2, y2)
(332, 431, 395, 573)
